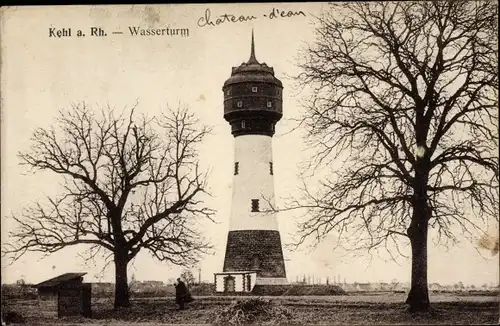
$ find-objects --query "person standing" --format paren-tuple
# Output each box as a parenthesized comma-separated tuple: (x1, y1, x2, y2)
(174, 277, 193, 310)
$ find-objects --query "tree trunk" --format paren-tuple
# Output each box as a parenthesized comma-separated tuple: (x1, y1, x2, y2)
(114, 253, 130, 309)
(405, 210, 430, 312)
(405, 136, 432, 312)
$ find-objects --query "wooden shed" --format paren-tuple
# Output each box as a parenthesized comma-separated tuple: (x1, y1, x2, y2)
(34, 272, 91, 318)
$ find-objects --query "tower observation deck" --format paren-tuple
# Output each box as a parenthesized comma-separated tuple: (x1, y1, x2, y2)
(222, 31, 283, 138)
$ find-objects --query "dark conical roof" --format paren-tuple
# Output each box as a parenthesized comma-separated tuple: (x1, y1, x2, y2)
(223, 30, 282, 88)
(248, 29, 258, 64)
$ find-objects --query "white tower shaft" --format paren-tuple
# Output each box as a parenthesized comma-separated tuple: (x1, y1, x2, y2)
(229, 134, 277, 231)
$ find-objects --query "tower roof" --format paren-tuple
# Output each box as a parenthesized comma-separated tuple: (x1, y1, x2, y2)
(223, 31, 282, 88)
(248, 29, 258, 64)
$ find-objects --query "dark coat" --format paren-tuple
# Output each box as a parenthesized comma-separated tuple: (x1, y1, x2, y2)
(175, 280, 193, 304)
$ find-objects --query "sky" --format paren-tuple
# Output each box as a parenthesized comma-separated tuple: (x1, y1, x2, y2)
(1, 3, 498, 287)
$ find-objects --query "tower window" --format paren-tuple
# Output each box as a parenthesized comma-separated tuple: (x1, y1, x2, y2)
(241, 120, 246, 129)
(267, 101, 272, 108)
(269, 162, 273, 175)
(234, 162, 239, 175)
(251, 199, 260, 212)
(237, 101, 243, 108)
(252, 87, 258, 93)
(251, 255, 261, 270)
(277, 89, 281, 95)
(226, 89, 231, 95)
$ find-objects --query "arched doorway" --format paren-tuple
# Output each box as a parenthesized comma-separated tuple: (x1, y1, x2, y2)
(246, 274, 252, 291)
(224, 276, 235, 292)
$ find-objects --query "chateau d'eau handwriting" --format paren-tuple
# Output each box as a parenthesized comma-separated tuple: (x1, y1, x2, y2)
(197, 8, 306, 27)
(47, 7, 305, 38)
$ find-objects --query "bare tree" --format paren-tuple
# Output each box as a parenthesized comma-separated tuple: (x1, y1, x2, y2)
(292, 1, 498, 312)
(180, 269, 195, 287)
(15, 279, 26, 286)
(3, 103, 214, 309)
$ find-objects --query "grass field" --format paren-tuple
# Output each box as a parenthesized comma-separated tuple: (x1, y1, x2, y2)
(2, 293, 499, 325)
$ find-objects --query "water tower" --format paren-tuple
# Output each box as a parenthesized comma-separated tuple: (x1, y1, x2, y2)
(214, 31, 287, 293)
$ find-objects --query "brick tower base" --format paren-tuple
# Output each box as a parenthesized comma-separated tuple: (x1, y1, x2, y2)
(223, 230, 287, 283)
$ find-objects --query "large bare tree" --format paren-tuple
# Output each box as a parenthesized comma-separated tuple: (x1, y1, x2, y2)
(3, 103, 214, 309)
(292, 1, 498, 312)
